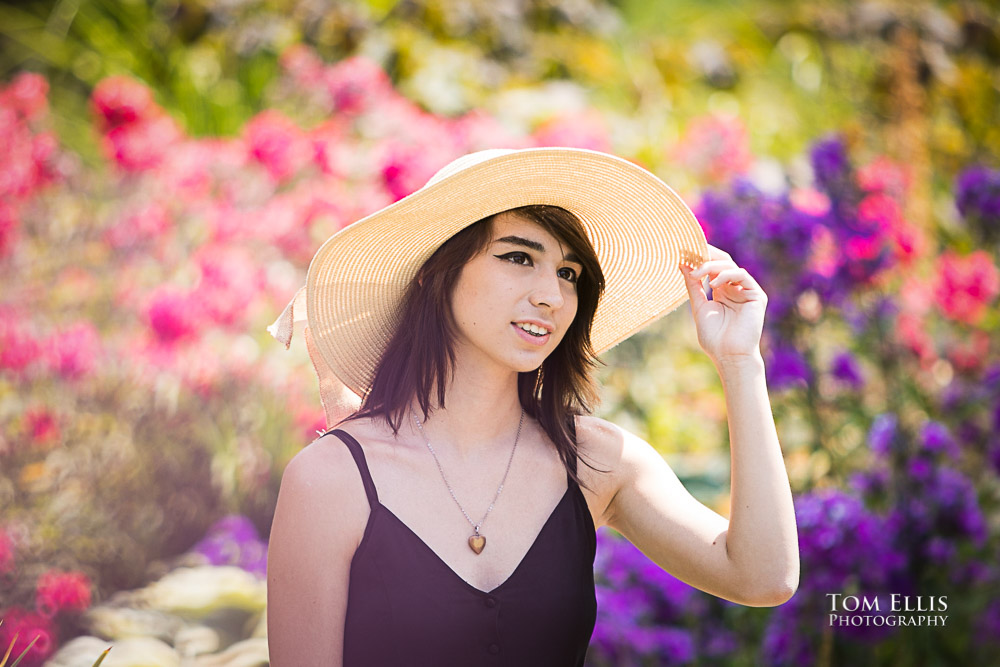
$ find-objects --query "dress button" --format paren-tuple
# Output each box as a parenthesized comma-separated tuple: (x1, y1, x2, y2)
(488, 643, 500, 654)
(485, 596, 497, 608)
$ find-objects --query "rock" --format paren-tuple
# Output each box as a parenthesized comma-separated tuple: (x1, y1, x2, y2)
(134, 566, 266, 617)
(45, 636, 180, 667)
(192, 638, 269, 667)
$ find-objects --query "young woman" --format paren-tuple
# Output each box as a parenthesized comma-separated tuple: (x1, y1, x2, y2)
(266, 148, 798, 666)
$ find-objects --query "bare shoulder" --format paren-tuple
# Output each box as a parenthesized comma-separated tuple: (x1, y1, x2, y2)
(266, 428, 372, 664)
(574, 414, 638, 469)
(572, 414, 681, 530)
(274, 429, 371, 550)
(571, 414, 630, 530)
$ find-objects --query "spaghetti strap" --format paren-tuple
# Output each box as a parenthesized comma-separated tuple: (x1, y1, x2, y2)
(326, 429, 380, 509)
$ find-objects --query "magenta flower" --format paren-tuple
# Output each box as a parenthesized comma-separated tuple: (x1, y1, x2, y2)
(323, 56, 395, 115)
(0, 606, 55, 667)
(104, 203, 172, 250)
(145, 285, 203, 345)
(0, 199, 19, 259)
(931, 250, 1000, 326)
(243, 109, 311, 183)
(192, 244, 265, 328)
(35, 569, 92, 617)
(23, 407, 60, 448)
(41, 321, 102, 381)
(0, 307, 41, 378)
(0, 528, 14, 575)
(103, 113, 182, 171)
(0, 71, 49, 122)
(90, 75, 157, 129)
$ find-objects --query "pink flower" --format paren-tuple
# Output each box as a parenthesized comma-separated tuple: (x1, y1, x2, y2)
(672, 114, 753, 183)
(895, 311, 937, 368)
(309, 120, 348, 177)
(102, 114, 182, 171)
(279, 44, 325, 87)
(790, 187, 831, 217)
(30, 131, 60, 187)
(0, 72, 49, 122)
(857, 193, 901, 234)
(0, 307, 41, 377)
(932, 250, 1000, 326)
(0, 528, 14, 575)
(191, 244, 266, 328)
(948, 330, 991, 373)
(91, 75, 156, 130)
(243, 110, 311, 184)
(0, 199, 19, 258)
(23, 407, 60, 447)
(844, 234, 883, 261)
(35, 570, 92, 617)
(323, 56, 395, 115)
(0, 607, 55, 667)
(857, 156, 909, 196)
(533, 111, 611, 153)
(807, 225, 839, 278)
(157, 140, 227, 203)
(379, 142, 447, 202)
(41, 321, 102, 380)
(104, 202, 172, 250)
(145, 286, 203, 345)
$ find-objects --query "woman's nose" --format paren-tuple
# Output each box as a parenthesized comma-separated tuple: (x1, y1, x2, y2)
(529, 271, 566, 310)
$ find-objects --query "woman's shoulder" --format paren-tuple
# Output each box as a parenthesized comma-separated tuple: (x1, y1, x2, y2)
(572, 414, 627, 461)
(278, 418, 383, 522)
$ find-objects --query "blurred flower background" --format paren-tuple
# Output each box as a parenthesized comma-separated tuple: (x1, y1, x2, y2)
(1, 0, 999, 665)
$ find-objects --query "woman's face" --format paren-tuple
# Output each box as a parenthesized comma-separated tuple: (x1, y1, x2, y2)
(450, 212, 583, 374)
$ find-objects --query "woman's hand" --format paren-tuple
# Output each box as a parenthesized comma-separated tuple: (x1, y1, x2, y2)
(679, 244, 767, 365)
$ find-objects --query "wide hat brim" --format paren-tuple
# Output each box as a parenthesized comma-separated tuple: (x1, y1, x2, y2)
(304, 147, 708, 398)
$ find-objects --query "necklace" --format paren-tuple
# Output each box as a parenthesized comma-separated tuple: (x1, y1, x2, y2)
(411, 407, 524, 555)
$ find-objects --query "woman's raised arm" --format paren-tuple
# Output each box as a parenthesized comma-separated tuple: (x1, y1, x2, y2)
(267, 437, 368, 666)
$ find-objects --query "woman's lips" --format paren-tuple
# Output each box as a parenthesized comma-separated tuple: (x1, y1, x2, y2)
(511, 322, 550, 346)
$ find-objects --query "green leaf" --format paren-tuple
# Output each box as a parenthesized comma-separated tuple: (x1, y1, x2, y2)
(91, 646, 112, 667)
(8, 634, 40, 667)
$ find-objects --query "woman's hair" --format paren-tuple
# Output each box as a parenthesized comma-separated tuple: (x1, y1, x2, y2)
(339, 205, 607, 490)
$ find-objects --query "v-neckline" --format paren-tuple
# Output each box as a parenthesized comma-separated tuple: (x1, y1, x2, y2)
(375, 485, 573, 597)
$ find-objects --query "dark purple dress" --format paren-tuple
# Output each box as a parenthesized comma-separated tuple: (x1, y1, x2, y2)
(325, 429, 598, 666)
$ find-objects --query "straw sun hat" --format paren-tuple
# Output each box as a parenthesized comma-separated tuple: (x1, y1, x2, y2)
(268, 147, 708, 419)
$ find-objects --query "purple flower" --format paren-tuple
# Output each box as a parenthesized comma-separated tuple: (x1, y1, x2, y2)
(918, 421, 960, 459)
(830, 350, 864, 388)
(810, 135, 850, 191)
(192, 514, 268, 577)
(868, 413, 898, 457)
(766, 344, 811, 390)
(849, 468, 889, 498)
(761, 601, 816, 666)
(955, 166, 1000, 242)
(907, 458, 932, 480)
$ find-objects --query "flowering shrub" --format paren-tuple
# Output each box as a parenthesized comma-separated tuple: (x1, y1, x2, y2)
(1, 4, 999, 662)
(588, 134, 1000, 665)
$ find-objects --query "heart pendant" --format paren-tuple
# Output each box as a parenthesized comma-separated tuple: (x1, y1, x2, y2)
(468, 534, 486, 555)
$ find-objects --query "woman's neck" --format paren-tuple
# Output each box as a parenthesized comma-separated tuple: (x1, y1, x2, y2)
(410, 358, 526, 461)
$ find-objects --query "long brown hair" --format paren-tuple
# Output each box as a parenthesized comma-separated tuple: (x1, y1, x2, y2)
(339, 205, 608, 490)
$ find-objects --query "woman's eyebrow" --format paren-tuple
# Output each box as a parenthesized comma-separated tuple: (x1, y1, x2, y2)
(493, 235, 582, 264)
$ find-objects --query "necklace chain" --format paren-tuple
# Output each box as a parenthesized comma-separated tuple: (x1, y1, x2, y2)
(411, 407, 524, 535)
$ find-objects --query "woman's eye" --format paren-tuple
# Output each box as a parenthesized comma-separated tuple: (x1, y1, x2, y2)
(496, 252, 531, 266)
(558, 267, 579, 283)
